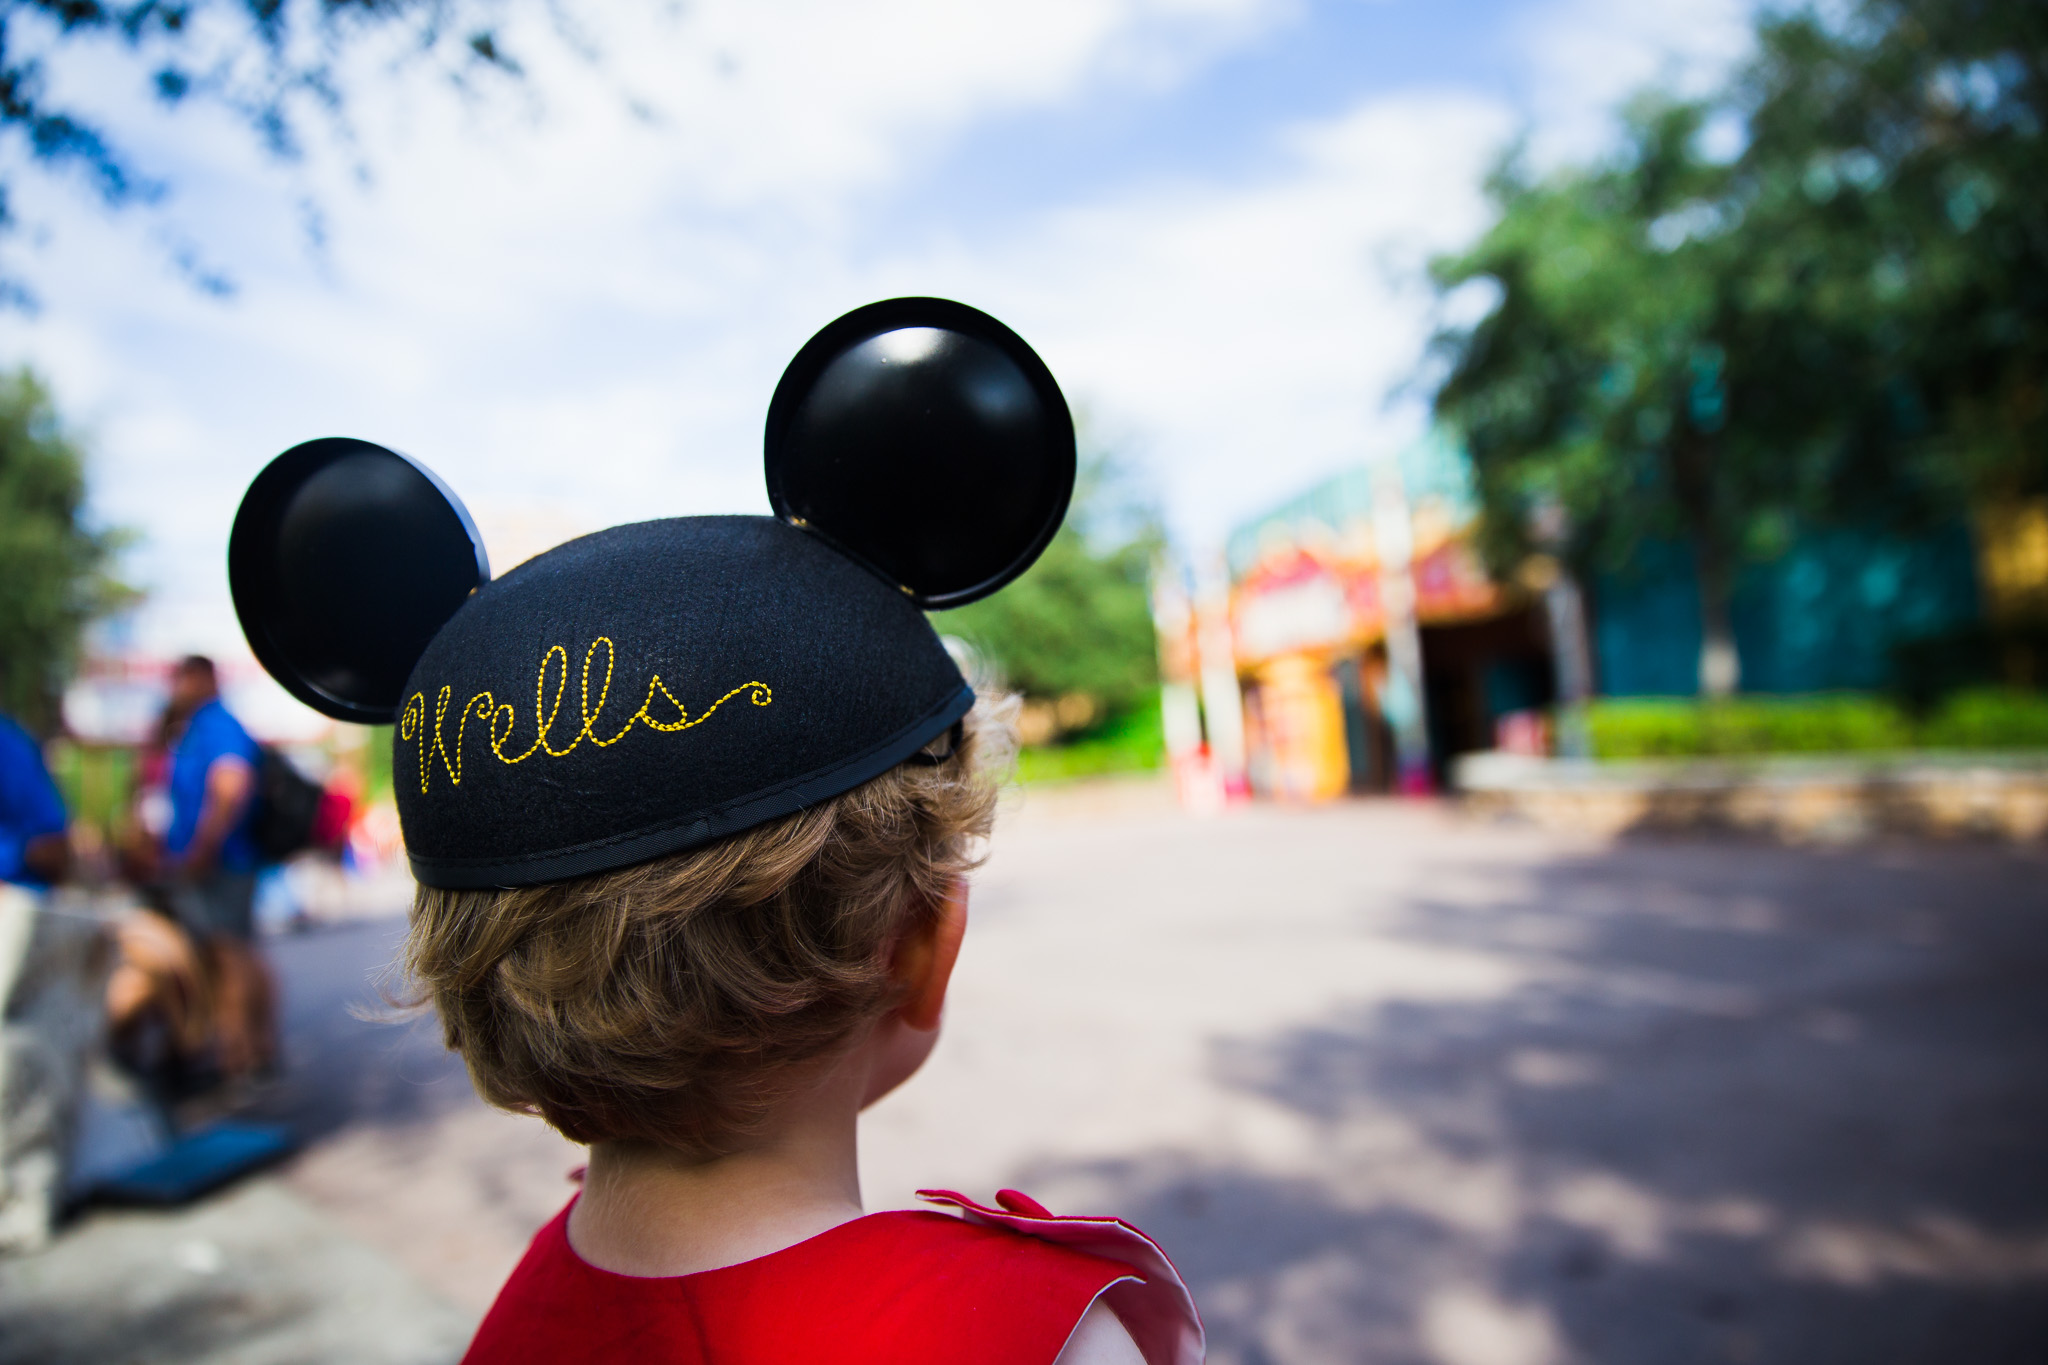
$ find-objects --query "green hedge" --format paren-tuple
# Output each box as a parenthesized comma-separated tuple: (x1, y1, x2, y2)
(1917, 689, 2048, 749)
(1585, 688, 2048, 759)
(365, 724, 395, 804)
(1016, 694, 1166, 784)
(45, 741, 136, 843)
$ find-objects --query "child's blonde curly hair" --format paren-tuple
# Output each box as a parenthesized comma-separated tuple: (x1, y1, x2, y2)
(404, 692, 1015, 1157)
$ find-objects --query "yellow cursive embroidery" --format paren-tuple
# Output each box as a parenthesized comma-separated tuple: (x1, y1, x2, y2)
(399, 636, 773, 794)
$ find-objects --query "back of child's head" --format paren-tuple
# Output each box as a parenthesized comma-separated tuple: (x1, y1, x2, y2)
(222, 303, 1205, 1365)
(223, 299, 1068, 1152)
(404, 696, 1015, 1157)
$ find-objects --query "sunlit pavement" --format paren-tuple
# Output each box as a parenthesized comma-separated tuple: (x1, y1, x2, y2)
(905, 791, 2048, 1364)
(29, 786, 2048, 1364)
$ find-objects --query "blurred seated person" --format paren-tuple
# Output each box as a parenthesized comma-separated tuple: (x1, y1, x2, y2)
(151, 656, 277, 1081)
(107, 710, 220, 1100)
(0, 711, 70, 889)
(104, 904, 214, 1100)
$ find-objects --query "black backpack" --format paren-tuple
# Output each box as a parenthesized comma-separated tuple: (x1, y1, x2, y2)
(253, 746, 324, 862)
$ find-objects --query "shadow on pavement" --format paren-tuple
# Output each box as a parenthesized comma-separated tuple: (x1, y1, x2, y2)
(250, 918, 473, 1143)
(0, 1179, 473, 1365)
(1015, 837, 2048, 1365)
(2, 1280, 313, 1364)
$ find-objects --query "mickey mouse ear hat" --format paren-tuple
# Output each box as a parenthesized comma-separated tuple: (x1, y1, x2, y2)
(766, 297, 1073, 607)
(229, 439, 493, 725)
(229, 298, 1073, 888)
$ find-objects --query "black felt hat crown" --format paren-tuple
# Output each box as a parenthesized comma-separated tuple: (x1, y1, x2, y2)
(228, 298, 1074, 888)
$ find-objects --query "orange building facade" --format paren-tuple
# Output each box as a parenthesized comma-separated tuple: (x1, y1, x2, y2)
(1220, 433, 1552, 799)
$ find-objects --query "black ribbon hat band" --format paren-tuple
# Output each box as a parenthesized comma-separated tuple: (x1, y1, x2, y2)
(228, 298, 1073, 888)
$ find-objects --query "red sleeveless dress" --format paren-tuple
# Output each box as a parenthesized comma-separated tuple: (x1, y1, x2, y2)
(462, 1189, 1203, 1365)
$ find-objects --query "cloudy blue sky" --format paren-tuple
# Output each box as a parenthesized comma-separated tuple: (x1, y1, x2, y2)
(6, 0, 1751, 685)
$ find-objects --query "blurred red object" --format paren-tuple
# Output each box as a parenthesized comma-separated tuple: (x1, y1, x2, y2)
(1495, 709, 1551, 756)
(310, 787, 355, 850)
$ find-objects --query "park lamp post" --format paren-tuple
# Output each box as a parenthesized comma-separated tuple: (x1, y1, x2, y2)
(1370, 456, 1434, 794)
(1526, 499, 1594, 761)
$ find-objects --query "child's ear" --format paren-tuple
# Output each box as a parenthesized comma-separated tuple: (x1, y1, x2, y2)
(895, 878, 969, 1032)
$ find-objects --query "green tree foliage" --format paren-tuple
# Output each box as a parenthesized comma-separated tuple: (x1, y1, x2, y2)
(1738, 0, 2048, 503)
(0, 370, 132, 734)
(940, 455, 1163, 722)
(1430, 0, 2045, 694)
(1432, 103, 1789, 696)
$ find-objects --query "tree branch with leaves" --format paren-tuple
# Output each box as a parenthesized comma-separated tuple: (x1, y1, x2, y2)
(0, 0, 531, 303)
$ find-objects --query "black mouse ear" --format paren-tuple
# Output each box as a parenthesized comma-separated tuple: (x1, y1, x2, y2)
(228, 438, 490, 724)
(764, 297, 1076, 609)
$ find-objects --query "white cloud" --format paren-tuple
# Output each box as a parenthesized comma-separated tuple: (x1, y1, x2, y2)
(3, 0, 1750, 690)
(1515, 0, 1756, 166)
(925, 91, 1512, 540)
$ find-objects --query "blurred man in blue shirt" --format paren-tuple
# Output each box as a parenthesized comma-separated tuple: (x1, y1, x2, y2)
(0, 714, 69, 887)
(161, 656, 275, 1079)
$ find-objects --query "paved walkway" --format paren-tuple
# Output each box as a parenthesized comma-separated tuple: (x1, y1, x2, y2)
(0, 1180, 472, 1365)
(6, 789, 2047, 1363)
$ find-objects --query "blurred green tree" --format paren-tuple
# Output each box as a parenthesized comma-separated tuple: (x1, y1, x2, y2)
(1737, 0, 2047, 505)
(1431, 103, 1815, 696)
(0, 370, 134, 734)
(1430, 0, 2046, 695)
(940, 454, 1163, 726)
